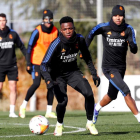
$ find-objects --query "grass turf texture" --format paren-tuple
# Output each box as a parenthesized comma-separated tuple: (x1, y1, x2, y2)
(0, 111, 139, 140)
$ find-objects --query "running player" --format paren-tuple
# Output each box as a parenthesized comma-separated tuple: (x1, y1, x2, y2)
(86, 5, 140, 124)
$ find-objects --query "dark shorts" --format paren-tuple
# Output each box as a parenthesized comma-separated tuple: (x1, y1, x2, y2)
(55, 70, 93, 100)
(0, 65, 18, 82)
(102, 68, 130, 100)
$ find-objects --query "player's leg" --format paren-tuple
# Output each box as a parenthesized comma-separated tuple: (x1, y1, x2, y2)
(19, 65, 41, 118)
(68, 71, 98, 135)
(8, 80, 18, 117)
(45, 89, 57, 118)
(0, 82, 3, 92)
(7, 65, 18, 118)
(108, 69, 140, 122)
(94, 83, 118, 123)
(124, 93, 140, 122)
(45, 71, 57, 118)
(53, 77, 67, 136)
(0, 66, 6, 97)
(94, 68, 119, 123)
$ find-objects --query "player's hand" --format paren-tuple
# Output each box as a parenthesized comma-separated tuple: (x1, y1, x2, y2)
(26, 63, 32, 74)
(46, 80, 54, 89)
(93, 75, 100, 87)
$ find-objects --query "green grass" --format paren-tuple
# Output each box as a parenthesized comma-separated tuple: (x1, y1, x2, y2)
(0, 111, 139, 140)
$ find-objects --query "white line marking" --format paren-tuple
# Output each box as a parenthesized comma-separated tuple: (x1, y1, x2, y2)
(0, 123, 86, 138)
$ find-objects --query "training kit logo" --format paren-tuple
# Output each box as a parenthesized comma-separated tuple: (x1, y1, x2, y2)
(61, 48, 66, 53)
(44, 10, 47, 14)
(83, 75, 85, 78)
(107, 31, 111, 37)
(119, 6, 123, 11)
(79, 53, 82, 58)
(121, 31, 125, 36)
(0, 37, 2, 41)
(110, 74, 114, 78)
(9, 34, 13, 39)
(27, 66, 30, 70)
(134, 86, 140, 101)
(35, 72, 38, 77)
(107, 31, 112, 35)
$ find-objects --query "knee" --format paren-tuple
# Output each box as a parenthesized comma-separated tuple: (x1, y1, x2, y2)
(9, 84, 17, 93)
(58, 97, 68, 109)
(83, 89, 93, 99)
(124, 93, 132, 99)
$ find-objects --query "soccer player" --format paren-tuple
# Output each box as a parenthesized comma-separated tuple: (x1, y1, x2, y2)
(0, 13, 26, 117)
(86, 5, 140, 124)
(40, 16, 100, 136)
(19, 10, 58, 118)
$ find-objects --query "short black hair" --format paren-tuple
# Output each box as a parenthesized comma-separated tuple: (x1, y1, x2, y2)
(59, 16, 74, 25)
(0, 13, 6, 18)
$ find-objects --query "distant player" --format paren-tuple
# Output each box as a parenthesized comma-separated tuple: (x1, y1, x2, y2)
(19, 10, 58, 118)
(40, 16, 100, 136)
(0, 13, 26, 117)
(86, 5, 140, 124)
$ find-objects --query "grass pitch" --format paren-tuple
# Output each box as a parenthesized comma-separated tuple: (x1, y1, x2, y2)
(0, 111, 139, 140)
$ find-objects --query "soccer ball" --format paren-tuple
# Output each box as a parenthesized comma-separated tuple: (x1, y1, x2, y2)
(29, 115, 49, 135)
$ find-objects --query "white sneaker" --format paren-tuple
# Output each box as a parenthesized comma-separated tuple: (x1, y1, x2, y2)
(54, 123, 64, 136)
(45, 112, 57, 118)
(86, 122, 98, 135)
(19, 106, 26, 118)
(9, 113, 18, 118)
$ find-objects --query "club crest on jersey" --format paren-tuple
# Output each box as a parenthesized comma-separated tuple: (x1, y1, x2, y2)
(121, 31, 125, 36)
(9, 34, 13, 39)
(0, 37, 2, 41)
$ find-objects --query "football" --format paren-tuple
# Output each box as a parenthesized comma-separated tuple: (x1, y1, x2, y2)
(29, 115, 49, 135)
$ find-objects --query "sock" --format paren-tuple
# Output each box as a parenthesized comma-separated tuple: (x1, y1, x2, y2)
(95, 102, 102, 111)
(87, 120, 93, 124)
(57, 121, 63, 126)
(134, 113, 140, 122)
(46, 105, 52, 114)
(10, 105, 15, 114)
(21, 100, 28, 108)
